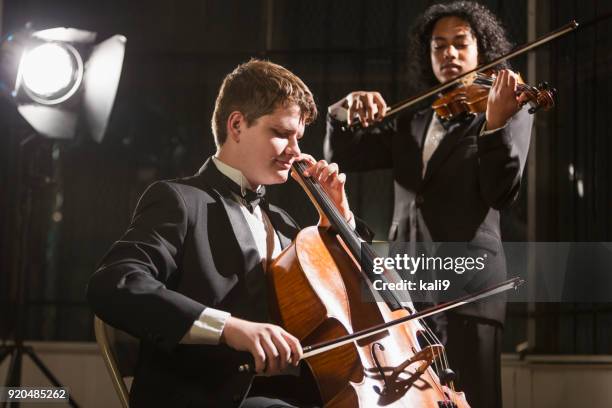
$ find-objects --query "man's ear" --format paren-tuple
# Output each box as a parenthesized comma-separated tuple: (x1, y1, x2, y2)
(226, 111, 244, 142)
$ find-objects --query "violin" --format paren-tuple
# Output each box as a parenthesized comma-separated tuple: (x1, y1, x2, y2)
(431, 71, 556, 121)
(343, 21, 577, 131)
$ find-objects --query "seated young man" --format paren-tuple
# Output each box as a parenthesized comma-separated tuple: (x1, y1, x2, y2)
(87, 59, 359, 408)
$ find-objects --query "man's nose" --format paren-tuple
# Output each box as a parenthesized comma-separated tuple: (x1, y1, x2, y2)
(286, 136, 301, 157)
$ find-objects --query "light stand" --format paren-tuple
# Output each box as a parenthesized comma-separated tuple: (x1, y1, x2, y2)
(0, 135, 79, 407)
(0, 26, 125, 407)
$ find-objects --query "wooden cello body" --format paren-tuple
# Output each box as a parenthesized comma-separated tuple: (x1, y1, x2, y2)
(266, 161, 469, 407)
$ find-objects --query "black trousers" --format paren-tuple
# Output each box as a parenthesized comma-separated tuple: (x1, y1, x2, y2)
(441, 313, 504, 408)
(242, 374, 320, 408)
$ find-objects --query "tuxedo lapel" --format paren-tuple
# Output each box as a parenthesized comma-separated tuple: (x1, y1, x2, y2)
(422, 113, 481, 186)
(411, 108, 432, 151)
(196, 159, 266, 296)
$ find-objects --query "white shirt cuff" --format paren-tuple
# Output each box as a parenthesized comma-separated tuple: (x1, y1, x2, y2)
(480, 121, 508, 136)
(180, 308, 231, 345)
(328, 99, 348, 123)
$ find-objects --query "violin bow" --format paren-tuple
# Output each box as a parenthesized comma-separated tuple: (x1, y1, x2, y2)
(346, 20, 578, 131)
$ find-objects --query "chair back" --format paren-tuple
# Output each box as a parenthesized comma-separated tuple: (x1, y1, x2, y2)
(94, 316, 139, 408)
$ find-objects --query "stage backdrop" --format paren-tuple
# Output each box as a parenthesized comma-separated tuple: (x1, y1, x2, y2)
(0, 0, 610, 354)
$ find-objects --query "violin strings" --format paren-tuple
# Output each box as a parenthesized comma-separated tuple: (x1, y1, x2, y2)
(474, 72, 534, 93)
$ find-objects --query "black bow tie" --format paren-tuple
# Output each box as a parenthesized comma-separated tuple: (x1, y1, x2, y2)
(240, 187, 266, 213)
(219, 174, 266, 213)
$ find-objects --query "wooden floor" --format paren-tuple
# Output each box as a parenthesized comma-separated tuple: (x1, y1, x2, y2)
(1, 342, 611, 407)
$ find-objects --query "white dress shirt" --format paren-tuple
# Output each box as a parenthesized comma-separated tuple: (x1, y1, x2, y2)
(180, 157, 282, 345)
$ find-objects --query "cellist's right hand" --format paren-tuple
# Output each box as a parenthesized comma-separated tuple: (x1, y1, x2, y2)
(337, 91, 388, 128)
(220, 317, 303, 375)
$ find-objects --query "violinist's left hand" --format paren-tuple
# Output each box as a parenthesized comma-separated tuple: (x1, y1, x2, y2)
(293, 154, 353, 225)
(485, 69, 528, 130)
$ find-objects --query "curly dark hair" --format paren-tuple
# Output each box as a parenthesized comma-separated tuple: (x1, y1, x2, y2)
(406, 1, 513, 91)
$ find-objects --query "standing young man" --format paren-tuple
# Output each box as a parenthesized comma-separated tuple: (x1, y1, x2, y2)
(324, 2, 534, 407)
(88, 59, 360, 407)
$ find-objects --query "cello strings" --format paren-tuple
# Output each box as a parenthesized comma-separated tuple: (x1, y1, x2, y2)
(419, 320, 455, 399)
(296, 161, 455, 399)
(296, 162, 355, 240)
(418, 303, 454, 381)
(419, 318, 449, 378)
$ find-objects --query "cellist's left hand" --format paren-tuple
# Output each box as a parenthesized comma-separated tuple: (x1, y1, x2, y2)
(293, 154, 353, 225)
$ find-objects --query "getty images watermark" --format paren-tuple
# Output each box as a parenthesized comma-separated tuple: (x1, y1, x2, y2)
(361, 241, 612, 303)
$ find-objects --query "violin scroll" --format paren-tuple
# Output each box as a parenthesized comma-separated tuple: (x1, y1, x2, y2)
(526, 81, 557, 114)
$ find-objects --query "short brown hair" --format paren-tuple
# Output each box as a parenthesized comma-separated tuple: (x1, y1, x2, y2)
(212, 59, 317, 147)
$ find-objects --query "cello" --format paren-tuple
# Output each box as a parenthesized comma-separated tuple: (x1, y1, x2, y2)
(263, 159, 476, 407)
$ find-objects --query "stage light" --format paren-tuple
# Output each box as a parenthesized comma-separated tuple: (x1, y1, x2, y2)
(1, 26, 126, 141)
(19, 42, 83, 104)
(0, 28, 126, 406)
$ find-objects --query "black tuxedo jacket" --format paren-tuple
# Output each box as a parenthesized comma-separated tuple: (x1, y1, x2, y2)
(325, 107, 533, 323)
(88, 159, 306, 407)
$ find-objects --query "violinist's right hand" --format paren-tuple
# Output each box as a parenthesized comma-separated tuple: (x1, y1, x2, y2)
(333, 91, 388, 128)
(220, 317, 303, 375)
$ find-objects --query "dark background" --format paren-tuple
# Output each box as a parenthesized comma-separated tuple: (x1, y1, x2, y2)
(0, 0, 610, 354)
